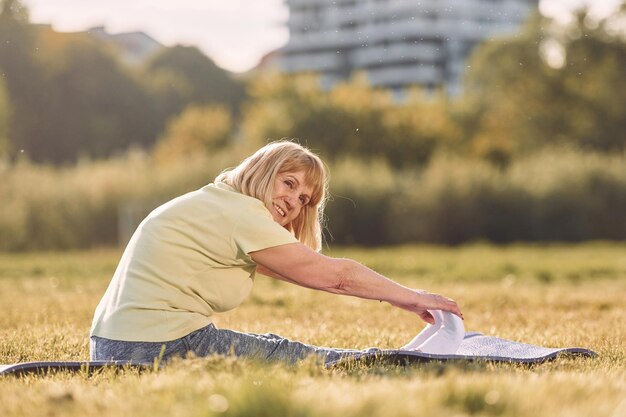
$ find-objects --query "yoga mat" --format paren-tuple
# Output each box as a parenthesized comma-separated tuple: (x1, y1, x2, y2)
(326, 332, 597, 367)
(0, 361, 152, 377)
(1, 334, 596, 376)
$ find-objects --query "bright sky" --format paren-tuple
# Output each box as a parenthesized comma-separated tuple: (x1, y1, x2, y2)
(22, 0, 623, 73)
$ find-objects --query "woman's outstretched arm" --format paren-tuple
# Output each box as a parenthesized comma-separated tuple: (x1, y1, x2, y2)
(250, 243, 463, 324)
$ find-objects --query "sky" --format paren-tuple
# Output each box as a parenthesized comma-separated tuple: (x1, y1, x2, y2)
(21, 0, 624, 73)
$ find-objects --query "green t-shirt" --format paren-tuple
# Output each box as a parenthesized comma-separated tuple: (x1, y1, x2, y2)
(90, 182, 298, 342)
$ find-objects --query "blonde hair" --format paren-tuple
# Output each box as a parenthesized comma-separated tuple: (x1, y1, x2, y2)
(215, 140, 328, 251)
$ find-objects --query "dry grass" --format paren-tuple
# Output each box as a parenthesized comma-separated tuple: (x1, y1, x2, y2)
(0, 243, 625, 417)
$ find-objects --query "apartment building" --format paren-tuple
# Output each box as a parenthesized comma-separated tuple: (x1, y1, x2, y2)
(280, 0, 538, 95)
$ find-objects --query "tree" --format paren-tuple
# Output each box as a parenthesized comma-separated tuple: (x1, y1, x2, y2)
(462, 9, 626, 164)
(242, 72, 454, 167)
(1, 0, 28, 21)
(152, 105, 232, 164)
(557, 10, 626, 151)
(242, 73, 388, 161)
(0, 0, 46, 160)
(146, 45, 246, 119)
(31, 28, 159, 162)
(382, 88, 460, 167)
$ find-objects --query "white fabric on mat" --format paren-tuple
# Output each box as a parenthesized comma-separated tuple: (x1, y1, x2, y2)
(401, 310, 465, 354)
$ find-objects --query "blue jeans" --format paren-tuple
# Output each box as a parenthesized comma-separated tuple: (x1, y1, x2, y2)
(90, 323, 375, 366)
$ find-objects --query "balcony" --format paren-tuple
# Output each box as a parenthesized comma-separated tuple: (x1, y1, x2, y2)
(366, 64, 442, 86)
(280, 52, 343, 72)
(350, 43, 441, 67)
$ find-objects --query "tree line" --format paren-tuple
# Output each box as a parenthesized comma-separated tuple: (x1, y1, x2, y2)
(0, 0, 624, 168)
(1, 0, 625, 250)
(0, 0, 245, 163)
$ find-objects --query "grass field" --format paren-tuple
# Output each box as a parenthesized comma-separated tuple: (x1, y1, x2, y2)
(1, 243, 625, 417)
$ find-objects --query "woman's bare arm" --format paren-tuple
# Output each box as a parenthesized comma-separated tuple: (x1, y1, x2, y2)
(255, 264, 295, 283)
(250, 243, 463, 324)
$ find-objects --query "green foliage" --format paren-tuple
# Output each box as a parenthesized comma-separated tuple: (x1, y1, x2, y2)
(2, 147, 624, 251)
(0, 149, 249, 251)
(557, 12, 626, 151)
(0, 11, 245, 164)
(1, 3, 623, 168)
(242, 73, 454, 167)
(324, 158, 396, 245)
(324, 148, 626, 246)
(382, 88, 462, 166)
(0, 0, 46, 160)
(146, 45, 246, 116)
(386, 157, 529, 245)
(152, 105, 233, 164)
(0, 0, 28, 21)
(462, 10, 626, 164)
(0, 2, 624, 248)
(0, 77, 11, 158)
(0, 10, 161, 163)
(32, 28, 159, 162)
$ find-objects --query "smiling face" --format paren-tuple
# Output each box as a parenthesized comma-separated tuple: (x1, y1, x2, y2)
(267, 170, 314, 227)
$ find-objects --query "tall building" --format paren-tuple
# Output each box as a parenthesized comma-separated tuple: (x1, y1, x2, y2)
(280, 0, 538, 95)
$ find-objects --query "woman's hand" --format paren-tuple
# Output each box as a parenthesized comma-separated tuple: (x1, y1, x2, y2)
(389, 290, 464, 325)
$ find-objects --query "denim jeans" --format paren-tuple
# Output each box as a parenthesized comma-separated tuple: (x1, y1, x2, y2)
(90, 323, 376, 366)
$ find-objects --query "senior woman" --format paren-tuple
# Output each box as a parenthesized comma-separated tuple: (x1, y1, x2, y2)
(90, 140, 463, 365)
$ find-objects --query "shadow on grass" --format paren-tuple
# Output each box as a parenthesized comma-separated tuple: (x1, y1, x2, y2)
(327, 357, 523, 379)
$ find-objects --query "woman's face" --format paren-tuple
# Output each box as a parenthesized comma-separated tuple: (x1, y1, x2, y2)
(268, 170, 313, 227)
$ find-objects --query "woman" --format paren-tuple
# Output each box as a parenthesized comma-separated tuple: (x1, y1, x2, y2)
(90, 140, 463, 365)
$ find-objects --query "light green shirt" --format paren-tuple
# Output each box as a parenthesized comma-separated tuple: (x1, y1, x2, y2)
(90, 182, 298, 342)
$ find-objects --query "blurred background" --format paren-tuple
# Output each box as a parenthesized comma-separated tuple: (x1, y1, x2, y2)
(0, 0, 624, 251)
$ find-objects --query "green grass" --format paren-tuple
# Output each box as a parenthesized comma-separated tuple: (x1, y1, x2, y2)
(1, 243, 625, 417)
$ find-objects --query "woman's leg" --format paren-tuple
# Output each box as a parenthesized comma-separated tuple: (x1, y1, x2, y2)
(90, 324, 377, 365)
(90, 335, 190, 362)
(184, 324, 376, 365)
